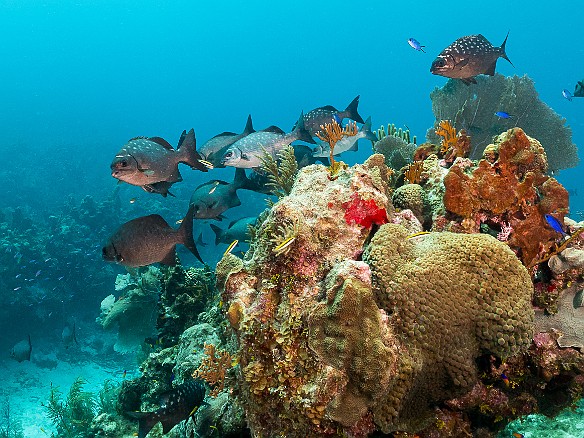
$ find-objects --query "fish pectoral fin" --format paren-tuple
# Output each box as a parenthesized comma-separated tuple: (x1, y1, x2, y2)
(454, 58, 469, 70)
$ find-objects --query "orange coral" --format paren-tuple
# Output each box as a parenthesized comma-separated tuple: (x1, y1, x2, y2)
(193, 343, 233, 397)
(316, 120, 359, 174)
(435, 120, 457, 155)
(403, 161, 424, 184)
(443, 128, 569, 266)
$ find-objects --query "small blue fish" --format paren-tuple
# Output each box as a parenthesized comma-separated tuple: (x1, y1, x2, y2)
(332, 114, 342, 125)
(408, 37, 425, 52)
(545, 214, 566, 236)
(495, 111, 512, 119)
(562, 89, 573, 101)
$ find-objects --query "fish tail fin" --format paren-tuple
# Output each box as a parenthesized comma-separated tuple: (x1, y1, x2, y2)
(361, 116, 378, 142)
(179, 204, 204, 264)
(292, 112, 316, 144)
(232, 167, 250, 190)
(209, 224, 223, 246)
(344, 95, 365, 124)
(127, 412, 156, 438)
(243, 114, 254, 135)
(177, 129, 208, 172)
(499, 31, 514, 67)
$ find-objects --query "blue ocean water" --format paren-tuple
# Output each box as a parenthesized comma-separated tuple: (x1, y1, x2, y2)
(0, 1, 582, 436)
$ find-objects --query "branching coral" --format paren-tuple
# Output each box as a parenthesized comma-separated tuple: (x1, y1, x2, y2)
(435, 120, 457, 155)
(194, 343, 233, 397)
(427, 74, 579, 171)
(258, 145, 299, 198)
(316, 119, 358, 175)
(403, 161, 424, 184)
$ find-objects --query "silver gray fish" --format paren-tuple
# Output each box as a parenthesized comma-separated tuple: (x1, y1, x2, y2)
(199, 115, 254, 168)
(430, 32, 513, 85)
(189, 168, 250, 220)
(222, 113, 315, 168)
(299, 95, 365, 137)
(102, 204, 202, 267)
(312, 116, 377, 157)
(10, 335, 32, 362)
(111, 129, 208, 197)
(210, 216, 257, 245)
(127, 380, 207, 438)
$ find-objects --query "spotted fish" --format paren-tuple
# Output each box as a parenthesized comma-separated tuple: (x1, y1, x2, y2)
(430, 32, 513, 85)
(127, 380, 207, 438)
(299, 95, 365, 137)
(111, 129, 208, 197)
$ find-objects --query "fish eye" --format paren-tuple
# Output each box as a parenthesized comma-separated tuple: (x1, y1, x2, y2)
(435, 59, 445, 67)
(225, 152, 233, 158)
(121, 160, 128, 167)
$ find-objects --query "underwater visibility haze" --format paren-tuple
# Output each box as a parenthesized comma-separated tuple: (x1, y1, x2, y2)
(1, 1, 584, 437)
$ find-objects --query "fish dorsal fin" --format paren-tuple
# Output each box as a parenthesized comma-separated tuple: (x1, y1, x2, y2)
(262, 125, 285, 134)
(243, 114, 254, 135)
(214, 131, 237, 138)
(129, 136, 148, 141)
(318, 105, 337, 112)
(148, 136, 175, 150)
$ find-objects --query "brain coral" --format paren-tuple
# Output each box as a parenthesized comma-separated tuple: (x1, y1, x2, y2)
(363, 223, 534, 432)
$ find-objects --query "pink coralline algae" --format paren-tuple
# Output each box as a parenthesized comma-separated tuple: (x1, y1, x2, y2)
(342, 193, 388, 228)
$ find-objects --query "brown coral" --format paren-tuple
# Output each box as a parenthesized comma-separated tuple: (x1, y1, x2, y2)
(443, 128, 569, 266)
(194, 343, 233, 397)
(363, 223, 534, 432)
(435, 120, 457, 155)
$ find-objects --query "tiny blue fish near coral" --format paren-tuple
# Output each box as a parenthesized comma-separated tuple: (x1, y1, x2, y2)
(408, 37, 425, 52)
